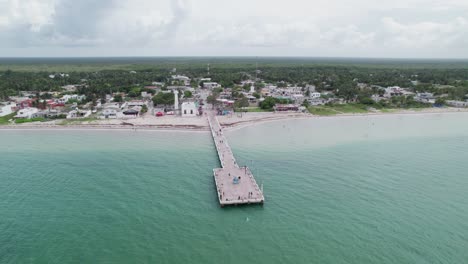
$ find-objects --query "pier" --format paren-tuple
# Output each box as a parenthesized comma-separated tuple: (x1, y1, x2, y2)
(207, 112, 265, 207)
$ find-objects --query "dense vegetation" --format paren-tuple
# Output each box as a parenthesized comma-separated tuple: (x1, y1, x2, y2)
(1, 57, 468, 102)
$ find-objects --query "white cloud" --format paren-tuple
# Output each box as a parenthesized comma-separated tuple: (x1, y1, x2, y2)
(0, 0, 467, 57)
(382, 17, 468, 49)
(0, 0, 54, 31)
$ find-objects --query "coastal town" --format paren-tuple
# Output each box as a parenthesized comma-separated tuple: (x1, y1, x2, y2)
(1, 71, 468, 129)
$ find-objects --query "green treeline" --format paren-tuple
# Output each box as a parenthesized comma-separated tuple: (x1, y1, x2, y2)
(1, 59, 468, 102)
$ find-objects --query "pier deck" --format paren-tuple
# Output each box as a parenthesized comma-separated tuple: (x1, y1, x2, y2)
(208, 112, 265, 206)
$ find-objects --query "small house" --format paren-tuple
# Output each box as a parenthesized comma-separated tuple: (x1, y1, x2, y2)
(66, 109, 91, 119)
(0, 102, 16, 117)
(274, 104, 300, 112)
(99, 108, 119, 119)
(14, 107, 39, 119)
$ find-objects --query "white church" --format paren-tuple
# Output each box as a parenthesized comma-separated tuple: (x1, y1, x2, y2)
(173, 90, 199, 117)
(181, 102, 198, 117)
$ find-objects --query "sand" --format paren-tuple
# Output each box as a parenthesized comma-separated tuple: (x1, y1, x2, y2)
(1, 107, 468, 131)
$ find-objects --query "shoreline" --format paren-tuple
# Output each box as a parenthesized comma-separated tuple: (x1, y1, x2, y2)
(1, 107, 467, 132)
(0, 124, 210, 132)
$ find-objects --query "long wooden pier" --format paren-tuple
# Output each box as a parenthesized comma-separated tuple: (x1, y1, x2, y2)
(207, 112, 265, 207)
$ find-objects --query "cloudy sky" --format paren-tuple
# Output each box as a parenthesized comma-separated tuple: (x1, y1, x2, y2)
(0, 0, 467, 58)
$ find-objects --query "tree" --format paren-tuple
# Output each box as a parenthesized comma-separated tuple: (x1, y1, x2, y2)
(184, 90, 193, 98)
(127, 87, 141, 98)
(302, 100, 310, 107)
(190, 80, 198, 88)
(141, 104, 148, 113)
(255, 82, 265, 89)
(232, 90, 241, 98)
(234, 97, 249, 109)
(358, 96, 375, 105)
(207, 95, 217, 105)
(252, 92, 261, 99)
(152, 92, 174, 106)
(435, 97, 446, 106)
(213, 87, 223, 94)
(337, 83, 358, 102)
(259, 97, 277, 110)
(113, 94, 123, 102)
(277, 82, 287, 88)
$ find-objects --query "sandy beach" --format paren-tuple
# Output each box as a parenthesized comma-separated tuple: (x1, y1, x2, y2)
(1, 107, 468, 131)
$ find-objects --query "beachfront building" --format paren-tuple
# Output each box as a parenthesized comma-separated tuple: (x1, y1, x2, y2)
(273, 104, 300, 112)
(181, 102, 198, 117)
(247, 95, 258, 105)
(14, 98, 34, 109)
(14, 107, 39, 119)
(384, 86, 414, 98)
(99, 108, 119, 119)
(36, 109, 65, 119)
(446, 100, 468, 108)
(415, 92, 435, 104)
(122, 108, 140, 117)
(0, 102, 16, 117)
(307, 98, 326, 106)
(66, 109, 91, 119)
(127, 100, 147, 108)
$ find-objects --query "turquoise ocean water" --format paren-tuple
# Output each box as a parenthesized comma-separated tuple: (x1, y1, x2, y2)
(1, 113, 468, 263)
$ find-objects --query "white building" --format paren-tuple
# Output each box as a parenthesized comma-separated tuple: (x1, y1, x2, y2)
(127, 100, 147, 107)
(66, 109, 91, 119)
(0, 102, 16, 117)
(99, 108, 119, 119)
(14, 107, 39, 119)
(62, 84, 84, 92)
(203, 82, 221, 89)
(181, 102, 198, 117)
(310, 92, 321, 99)
(172, 75, 191, 86)
(306, 85, 316, 92)
(250, 84, 255, 93)
(384, 86, 404, 97)
(308, 98, 326, 106)
(446, 100, 468, 107)
(141, 92, 152, 98)
(59, 94, 86, 104)
(415, 92, 435, 103)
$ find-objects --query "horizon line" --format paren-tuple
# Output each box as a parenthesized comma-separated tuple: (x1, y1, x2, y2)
(0, 56, 468, 61)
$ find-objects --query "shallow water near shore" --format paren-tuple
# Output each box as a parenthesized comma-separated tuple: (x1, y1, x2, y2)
(1, 113, 468, 263)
